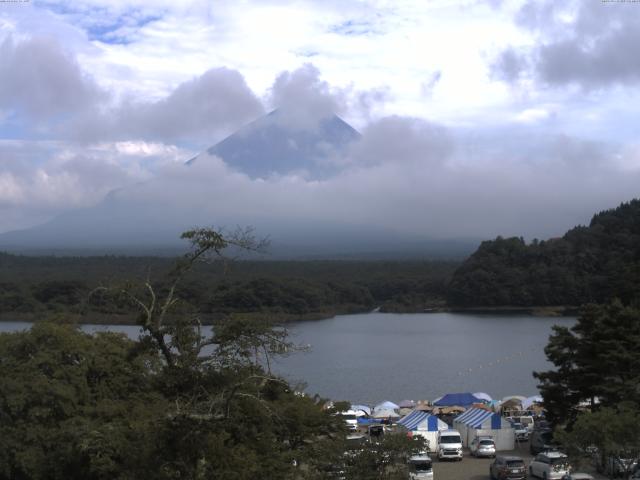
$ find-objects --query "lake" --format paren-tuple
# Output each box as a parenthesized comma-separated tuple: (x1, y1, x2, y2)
(274, 312, 575, 405)
(0, 312, 574, 405)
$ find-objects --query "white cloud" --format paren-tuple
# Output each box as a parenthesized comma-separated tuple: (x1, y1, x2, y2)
(11, 117, 636, 243)
(513, 107, 553, 124)
(1, 0, 640, 243)
(0, 139, 193, 232)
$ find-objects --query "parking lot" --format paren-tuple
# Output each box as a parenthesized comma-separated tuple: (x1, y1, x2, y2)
(432, 443, 608, 480)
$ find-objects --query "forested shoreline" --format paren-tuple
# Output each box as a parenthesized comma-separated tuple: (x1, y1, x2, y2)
(0, 254, 457, 323)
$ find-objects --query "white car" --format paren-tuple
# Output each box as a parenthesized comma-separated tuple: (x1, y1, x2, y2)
(338, 410, 359, 432)
(469, 437, 496, 458)
(408, 454, 434, 479)
(511, 422, 530, 441)
(528, 451, 571, 480)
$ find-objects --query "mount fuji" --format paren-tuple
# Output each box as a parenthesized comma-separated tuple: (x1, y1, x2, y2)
(0, 111, 476, 258)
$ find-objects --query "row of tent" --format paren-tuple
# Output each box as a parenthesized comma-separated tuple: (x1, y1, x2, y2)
(347, 392, 546, 452)
(352, 393, 543, 418)
(433, 393, 543, 410)
(394, 407, 516, 452)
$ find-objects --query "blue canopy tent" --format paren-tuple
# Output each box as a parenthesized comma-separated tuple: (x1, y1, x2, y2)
(453, 407, 514, 450)
(396, 410, 449, 452)
(357, 417, 383, 425)
(433, 393, 481, 408)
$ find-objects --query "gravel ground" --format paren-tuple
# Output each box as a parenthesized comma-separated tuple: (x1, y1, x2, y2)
(432, 443, 607, 480)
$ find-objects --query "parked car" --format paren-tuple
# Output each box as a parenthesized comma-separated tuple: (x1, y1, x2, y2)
(508, 415, 536, 432)
(490, 455, 527, 480)
(338, 410, 359, 432)
(469, 436, 496, 458)
(529, 429, 558, 455)
(436, 429, 463, 461)
(520, 416, 536, 432)
(528, 451, 571, 480)
(408, 454, 434, 479)
(511, 422, 530, 441)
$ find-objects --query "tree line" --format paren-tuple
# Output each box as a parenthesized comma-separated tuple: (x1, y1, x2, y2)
(0, 253, 456, 321)
(448, 199, 640, 307)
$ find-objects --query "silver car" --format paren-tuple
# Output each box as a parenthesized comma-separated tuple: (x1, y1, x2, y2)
(470, 437, 496, 458)
(529, 451, 571, 480)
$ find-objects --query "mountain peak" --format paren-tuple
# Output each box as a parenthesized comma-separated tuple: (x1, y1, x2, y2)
(191, 109, 360, 179)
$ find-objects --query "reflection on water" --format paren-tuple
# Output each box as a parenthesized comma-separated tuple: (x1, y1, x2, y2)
(0, 312, 574, 405)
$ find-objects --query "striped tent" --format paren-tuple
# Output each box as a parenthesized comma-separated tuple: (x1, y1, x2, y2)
(396, 410, 449, 452)
(453, 407, 514, 451)
(455, 408, 501, 428)
(398, 410, 441, 430)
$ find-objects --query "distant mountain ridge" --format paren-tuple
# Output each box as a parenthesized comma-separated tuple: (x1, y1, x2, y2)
(447, 199, 640, 307)
(189, 109, 360, 178)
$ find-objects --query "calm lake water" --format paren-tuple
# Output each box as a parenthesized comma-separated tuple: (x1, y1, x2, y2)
(274, 312, 575, 405)
(0, 312, 574, 406)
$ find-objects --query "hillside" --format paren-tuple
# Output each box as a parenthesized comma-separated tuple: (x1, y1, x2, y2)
(447, 199, 640, 307)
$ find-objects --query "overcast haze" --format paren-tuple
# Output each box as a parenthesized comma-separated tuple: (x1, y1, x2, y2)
(1, 0, 639, 251)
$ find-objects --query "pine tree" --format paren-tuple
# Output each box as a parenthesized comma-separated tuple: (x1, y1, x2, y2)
(534, 301, 640, 427)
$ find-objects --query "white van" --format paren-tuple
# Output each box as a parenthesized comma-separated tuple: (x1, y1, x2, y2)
(437, 429, 463, 461)
(408, 454, 434, 479)
(508, 415, 535, 432)
(338, 410, 359, 432)
(519, 415, 535, 432)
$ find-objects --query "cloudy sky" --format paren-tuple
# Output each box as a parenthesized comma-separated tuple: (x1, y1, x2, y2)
(1, 0, 639, 242)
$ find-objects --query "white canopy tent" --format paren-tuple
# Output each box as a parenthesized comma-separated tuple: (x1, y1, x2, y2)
(522, 395, 543, 410)
(374, 401, 399, 411)
(473, 392, 493, 403)
(351, 404, 371, 417)
(371, 408, 400, 420)
(396, 410, 449, 452)
(453, 407, 515, 451)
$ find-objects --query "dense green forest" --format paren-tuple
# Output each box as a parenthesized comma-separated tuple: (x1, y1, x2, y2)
(447, 199, 640, 307)
(0, 229, 427, 479)
(0, 253, 457, 322)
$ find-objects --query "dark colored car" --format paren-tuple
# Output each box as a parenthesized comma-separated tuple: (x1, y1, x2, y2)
(490, 455, 527, 480)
